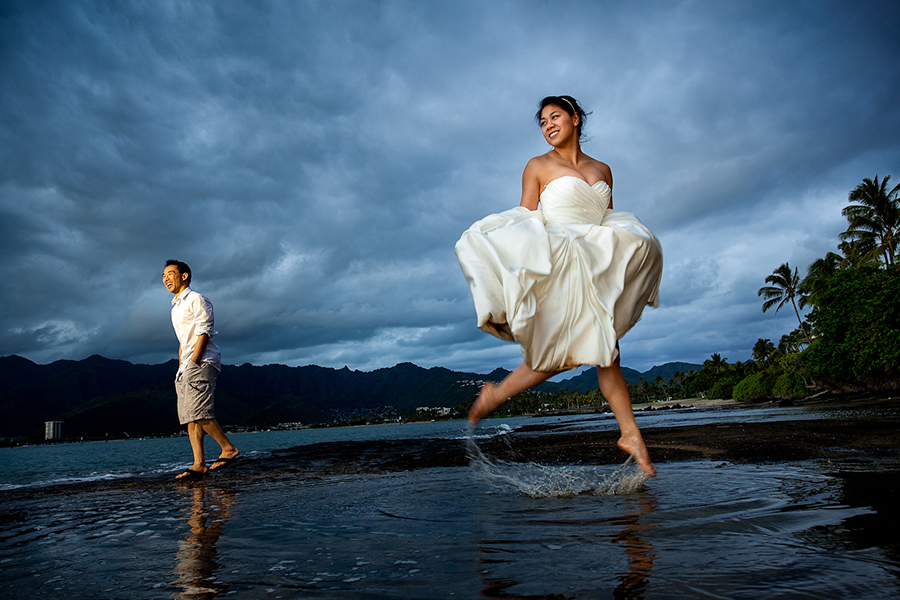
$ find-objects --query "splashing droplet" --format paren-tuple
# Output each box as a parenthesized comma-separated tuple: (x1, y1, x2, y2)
(466, 424, 648, 497)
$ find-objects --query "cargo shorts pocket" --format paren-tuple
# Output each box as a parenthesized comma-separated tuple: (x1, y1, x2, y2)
(189, 379, 212, 394)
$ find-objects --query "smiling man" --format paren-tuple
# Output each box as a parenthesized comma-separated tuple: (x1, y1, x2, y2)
(163, 260, 239, 480)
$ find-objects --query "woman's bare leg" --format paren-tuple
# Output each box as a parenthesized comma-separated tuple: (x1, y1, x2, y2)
(597, 356, 656, 477)
(469, 363, 561, 425)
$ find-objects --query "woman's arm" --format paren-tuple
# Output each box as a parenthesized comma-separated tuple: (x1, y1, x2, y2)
(596, 160, 614, 210)
(607, 167, 614, 210)
(520, 158, 542, 210)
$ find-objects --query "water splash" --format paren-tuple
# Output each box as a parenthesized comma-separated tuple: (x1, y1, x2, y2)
(466, 424, 648, 498)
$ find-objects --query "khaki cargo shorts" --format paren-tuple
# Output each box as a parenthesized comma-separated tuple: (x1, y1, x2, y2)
(175, 360, 218, 425)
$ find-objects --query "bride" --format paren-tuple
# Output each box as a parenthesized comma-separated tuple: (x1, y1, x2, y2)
(455, 95, 662, 476)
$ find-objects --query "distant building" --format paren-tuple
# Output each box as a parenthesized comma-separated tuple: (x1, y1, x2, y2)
(414, 407, 452, 417)
(44, 420, 63, 441)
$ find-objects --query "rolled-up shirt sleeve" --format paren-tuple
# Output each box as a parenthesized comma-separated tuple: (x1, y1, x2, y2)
(191, 295, 218, 339)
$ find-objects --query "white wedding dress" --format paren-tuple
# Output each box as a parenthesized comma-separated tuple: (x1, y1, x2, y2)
(455, 176, 663, 372)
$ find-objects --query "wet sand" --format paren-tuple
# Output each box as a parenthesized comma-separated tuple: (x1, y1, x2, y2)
(4, 398, 899, 501)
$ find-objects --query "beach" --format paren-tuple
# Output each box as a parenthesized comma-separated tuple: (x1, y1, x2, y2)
(1, 398, 899, 598)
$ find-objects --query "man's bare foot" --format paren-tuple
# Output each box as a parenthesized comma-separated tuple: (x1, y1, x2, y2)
(468, 382, 506, 425)
(618, 434, 657, 477)
(176, 466, 207, 480)
(210, 448, 240, 471)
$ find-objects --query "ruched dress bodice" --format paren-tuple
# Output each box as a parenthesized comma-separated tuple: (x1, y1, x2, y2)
(540, 175, 610, 224)
(455, 176, 662, 372)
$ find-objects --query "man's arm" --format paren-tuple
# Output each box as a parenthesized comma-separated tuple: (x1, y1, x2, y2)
(187, 293, 216, 365)
(191, 334, 209, 365)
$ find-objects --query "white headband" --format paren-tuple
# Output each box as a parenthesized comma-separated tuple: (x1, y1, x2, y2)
(557, 96, 577, 115)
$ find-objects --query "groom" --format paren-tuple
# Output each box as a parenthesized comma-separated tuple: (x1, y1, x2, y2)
(163, 260, 239, 480)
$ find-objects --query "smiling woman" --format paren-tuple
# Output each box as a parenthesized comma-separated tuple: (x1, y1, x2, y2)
(455, 95, 663, 476)
(535, 95, 589, 142)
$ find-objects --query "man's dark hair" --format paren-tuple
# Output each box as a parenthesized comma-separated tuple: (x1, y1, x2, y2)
(166, 259, 192, 285)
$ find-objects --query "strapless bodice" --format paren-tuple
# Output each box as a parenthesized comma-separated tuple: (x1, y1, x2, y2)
(455, 174, 662, 372)
(539, 176, 610, 224)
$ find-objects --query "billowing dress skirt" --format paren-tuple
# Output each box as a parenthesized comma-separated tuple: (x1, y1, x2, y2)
(454, 176, 663, 372)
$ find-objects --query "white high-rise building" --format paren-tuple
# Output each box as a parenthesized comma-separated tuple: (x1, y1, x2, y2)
(44, 420, 63, 441)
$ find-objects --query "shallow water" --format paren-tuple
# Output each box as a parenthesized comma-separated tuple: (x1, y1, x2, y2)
(2, 404, 899, 598)
(2, 461, 898, 599)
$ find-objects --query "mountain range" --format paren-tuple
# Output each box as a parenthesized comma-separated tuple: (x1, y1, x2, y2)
(0, 355, 699, 439)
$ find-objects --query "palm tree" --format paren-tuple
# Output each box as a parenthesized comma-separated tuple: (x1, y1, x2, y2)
(758, 262, 811, 344)
(836, 240, 874, 268)
(670, 371, 685, 398)
(653, 374, 666, 400)
(841, 175, 900, 267)
(778, 329, 806, 354)
(635, 379, 651, 403)
(800, 252, 843, 309)
(752, 338, 776, 367)
(704, 353, 727, 373)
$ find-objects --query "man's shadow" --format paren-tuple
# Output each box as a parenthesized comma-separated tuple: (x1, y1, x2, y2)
(170, 483, 236, 600)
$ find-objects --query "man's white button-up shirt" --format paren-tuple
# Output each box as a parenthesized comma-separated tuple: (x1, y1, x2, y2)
(171, 287, 221, 375)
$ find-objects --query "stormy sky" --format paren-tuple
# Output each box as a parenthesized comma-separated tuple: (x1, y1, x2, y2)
(2, 0, 898, 375)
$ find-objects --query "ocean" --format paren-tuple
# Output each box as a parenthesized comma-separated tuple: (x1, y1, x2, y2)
(1, 404, 898, 599)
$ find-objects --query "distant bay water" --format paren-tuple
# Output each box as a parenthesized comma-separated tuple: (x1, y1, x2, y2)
(0, 404, 852, 490)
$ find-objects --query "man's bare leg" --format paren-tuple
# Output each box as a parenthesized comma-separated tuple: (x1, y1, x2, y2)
(597, 358, 656, 477)
(469, 363, 561, 425)
(199, 419, 239, 470)
(176, 421, 209, 479)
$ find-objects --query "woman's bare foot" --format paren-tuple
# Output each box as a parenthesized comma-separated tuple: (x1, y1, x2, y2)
(617, 434, 657, 477)
(468, 382, 506, 425)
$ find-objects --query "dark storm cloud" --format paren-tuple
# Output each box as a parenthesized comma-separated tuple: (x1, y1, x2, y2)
(1, 0, 898, 373)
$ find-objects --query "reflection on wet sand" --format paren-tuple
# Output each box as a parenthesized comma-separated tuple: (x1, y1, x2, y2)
(170, 483, 236, 600)
(612, 495, 657, 599)
(477, 494, 657, 599)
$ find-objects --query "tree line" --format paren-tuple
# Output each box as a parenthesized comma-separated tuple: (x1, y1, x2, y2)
(625, 174, 898, 403)
(648, 175, 899, 402)
(742, 174, 899, 399)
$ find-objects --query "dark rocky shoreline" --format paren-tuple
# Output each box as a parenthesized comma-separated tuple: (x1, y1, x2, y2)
(4, 398, 899, 502)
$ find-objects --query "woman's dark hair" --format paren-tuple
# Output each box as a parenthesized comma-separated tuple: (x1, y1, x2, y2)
(535, 95, 590, 140)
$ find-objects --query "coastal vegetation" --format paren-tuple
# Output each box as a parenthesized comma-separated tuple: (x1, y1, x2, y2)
(742, 174, 899, 398)
(659, 175, 898, 403)
(696, 175, 899, 401)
